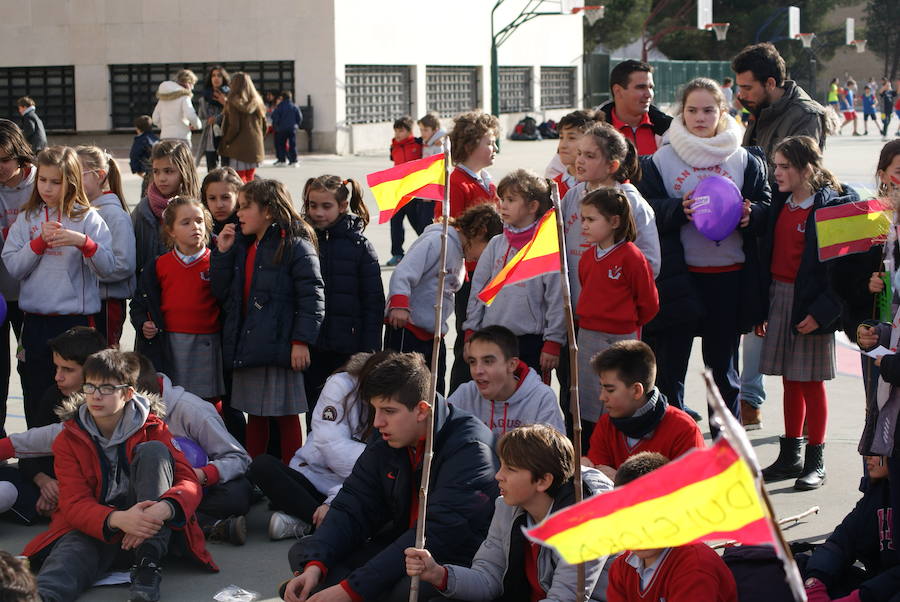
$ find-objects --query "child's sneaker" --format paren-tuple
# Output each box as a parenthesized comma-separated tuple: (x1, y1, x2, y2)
(129, 557, 162, 602)
(268, 511, 313, 541)
(385, 255, 403, 267)
(203, 514, 247, 545)
(272, 160, 286, 167)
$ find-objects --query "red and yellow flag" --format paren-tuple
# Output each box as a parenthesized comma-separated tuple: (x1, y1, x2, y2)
(477, 209, 560, 306)
(366, 154, 446, 224)
(526, 439, 774, 564)
(815, 195, 893, 261)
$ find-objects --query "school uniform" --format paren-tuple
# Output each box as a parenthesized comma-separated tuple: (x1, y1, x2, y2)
(437, 165, 499, 219)
(92, 192, 136, 347)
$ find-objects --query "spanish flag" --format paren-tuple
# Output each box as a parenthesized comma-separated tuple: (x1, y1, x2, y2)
(526, 439, 774, 564)
(815, 194, 892, 261)
(477, 209, 560, 306)
(366, 154, 446, 224)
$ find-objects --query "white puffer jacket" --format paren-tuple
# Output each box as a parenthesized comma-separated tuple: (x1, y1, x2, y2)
(151, 81, 201, 141)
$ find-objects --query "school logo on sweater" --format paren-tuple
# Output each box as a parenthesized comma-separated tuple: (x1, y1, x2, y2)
(322, 406, 337, 422)
(608, 266, 622, 280)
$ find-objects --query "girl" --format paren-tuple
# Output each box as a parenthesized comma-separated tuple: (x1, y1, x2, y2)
(131, 197, 225, 401)
(201, 166, 241, 241)
(759, 135, 857, 490)
(464, 169, 565, 377)
(249, 351, 378, 539)
(577, 187, 659, 424)
(386, 203, 503, 395)
(1, 146, 115, 424)
(151, 69, 202, 146)
(75, 146, 136, 347)
(219, 72, 267, 183)
(211, 179, 324, 463)
(301, 175, 383, 415)
(195, 65, 231, 170)
(132, 140, 200, 279)
(637, 77, 770, 426)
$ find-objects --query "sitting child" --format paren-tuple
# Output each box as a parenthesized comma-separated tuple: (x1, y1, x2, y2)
(0, 551, 38, 601)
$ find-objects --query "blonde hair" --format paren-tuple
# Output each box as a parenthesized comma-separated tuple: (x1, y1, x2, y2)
(75, 146, 126, 210)
(162, 197, 213, 249)
(677, 77, 730, 134)
(175, 69, 198, 87)
(24, 146, 91, 220)
(226, 72, 265, 117)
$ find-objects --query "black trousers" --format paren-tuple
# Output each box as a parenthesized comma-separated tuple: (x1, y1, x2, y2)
(196, 476, 254, 527)
(248, 453, 324, 523)
(0, 301, 23, 438)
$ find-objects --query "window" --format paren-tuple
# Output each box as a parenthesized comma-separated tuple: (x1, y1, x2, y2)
(541, 66, 577, 109)
(0, 66, 75, 131)
(344, 65, 412, 124)
(426, 66, 480, 117)
(498, 66, 532, 113)
(109, 61, 294, 130)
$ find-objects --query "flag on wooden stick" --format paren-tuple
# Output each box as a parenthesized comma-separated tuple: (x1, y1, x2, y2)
(366, 154, 446, 223)
(815, 196, 893, 261)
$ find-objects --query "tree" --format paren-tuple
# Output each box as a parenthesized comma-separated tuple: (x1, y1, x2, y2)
(865, 0, 900, 79)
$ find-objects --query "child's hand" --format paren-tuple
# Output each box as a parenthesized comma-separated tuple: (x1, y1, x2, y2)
(291, 342, 310, 371)
(754, 322, 767, 337)
(404, 547, 445, 584)
(580, 456, 596, 468)
(858, 325, 879, 349)
(682, 191, 695, 220)
(142, 321, 159, 339)
(869, 271, 886, 293)
(48, 228, 87, 248)
(283, 566, 321, 602)
(40, 221, 60, 243)
(796, 314, 820, 335)
(110, 500, 163, 539)
(739, 199, 751, 227)
(217, 223, 236, 253)
(312, 503, 330, 527)
(388, 308, 410, 329)
(540, 351, 559, 373)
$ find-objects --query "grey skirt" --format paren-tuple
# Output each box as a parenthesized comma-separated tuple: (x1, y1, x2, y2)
(577, 328, 637, 422)
(166, 332, 225, 398)
(760, 280, 835, 381)
(231, 365, 307, 416)
(230, 159, 260, 170)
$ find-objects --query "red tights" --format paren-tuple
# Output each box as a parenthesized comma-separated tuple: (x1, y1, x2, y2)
(237, 169, 256, 183)
(246, 414, 302, 463)
(782, 377, 828, 445)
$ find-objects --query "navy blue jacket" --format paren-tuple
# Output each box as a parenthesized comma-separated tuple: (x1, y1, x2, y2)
(289, 397, 498, 600)
(211, 223, 324, 370)
(312, 214, 384, 354)
(637, 146, 771, 334)
(129, 131, 159, 175)
(129, 254, 171, 374)
(271, 100, 302, 132)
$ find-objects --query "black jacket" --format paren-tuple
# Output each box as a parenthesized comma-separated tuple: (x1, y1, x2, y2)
(19, 109, 46, 152)
(758, 185, 859, 335)
(290, 397, 499, 600)
(828, 244, 884, 341)
(312, 214, 384, 354)
(129, 254, 171, 373)
(598, 101, 672, 141)
(637, 146, 771, 333)
(211, 223, 324, 370)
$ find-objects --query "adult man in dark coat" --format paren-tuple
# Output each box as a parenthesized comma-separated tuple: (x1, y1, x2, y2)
(598, 59, 672, 156)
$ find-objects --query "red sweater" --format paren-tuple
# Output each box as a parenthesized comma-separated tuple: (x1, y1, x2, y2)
(157, 249, 220, 334)
(577, 242, 659, 334)
(770, 203, 811, 283)
(607, 545, 738, 602)
(390, 135, 422, 165)
(609, 107, 658, 156)
(587, 404, 704, 468)
(436, 166, 499, 219)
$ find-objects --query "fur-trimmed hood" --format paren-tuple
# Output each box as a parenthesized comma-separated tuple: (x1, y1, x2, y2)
(156, 80, 192, 101)
(55, 391, 166, 422)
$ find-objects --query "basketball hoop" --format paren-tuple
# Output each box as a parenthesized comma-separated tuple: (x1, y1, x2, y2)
(705, 22, 730, 41)
(852, 39, 867, 53)
(796, 33, 815, 48)
(573, 5, 605, 25)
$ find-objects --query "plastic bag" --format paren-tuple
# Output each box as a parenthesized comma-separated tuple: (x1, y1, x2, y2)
(213, 585, 260, 602)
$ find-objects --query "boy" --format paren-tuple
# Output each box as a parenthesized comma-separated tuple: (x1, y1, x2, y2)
(583, 340, 704, 480)
(606, 452, 738, 602)
(448, 325, 564, 441)
(280, 352, 498, 602)
(15, 97, 45, 153)
(129, 115, 158, 178)
(386, 115, 425, 266)
(862, 85, 878, 135)
(414, 112, 446, 222)
(271, 91, 303, 167)
(552, 109, 598, 198)
(404, 424, 613, 600)
(22, 349, 215, 602)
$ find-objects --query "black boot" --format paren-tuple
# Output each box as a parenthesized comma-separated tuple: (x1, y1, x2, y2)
(761, 436, 803, 482)
(129, 557, 162, 602)
(794, 443, 826, 490)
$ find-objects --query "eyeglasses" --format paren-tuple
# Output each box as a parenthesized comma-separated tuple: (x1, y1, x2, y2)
(82, 383, 131, 396)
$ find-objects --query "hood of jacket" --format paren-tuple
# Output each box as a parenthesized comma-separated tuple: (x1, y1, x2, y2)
(56, 390, 165, 424)
(156, 80, 192, 101)
(500, 361, 542, 406)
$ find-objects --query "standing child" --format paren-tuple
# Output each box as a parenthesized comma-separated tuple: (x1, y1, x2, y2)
(464, 169, 565, 377)
(301, 175, 383, 415)
(131, 197, 225, 403)
(75, 146, 136, 347)
(1, 146, 115, 426)
(863, 85, 878, 135)
(211, 179, 324, 462)
(132, 140, 200, 279)
(152, 69, 201, 147)
(218, 72, 267, 183)
(128, 115, 159, 197)
(271, 91, 303, 167)
(201, 167, 241, 243)
(414, 112, 446, 224)
(551, 109, 599, 199)
(385, 116, 425, 266)
(577, 188, 659, 423)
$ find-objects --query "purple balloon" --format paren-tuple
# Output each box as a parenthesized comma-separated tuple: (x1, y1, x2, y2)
(0, 294, 7, 325)
(690, 175, 743, 242)
(172, 436, 208, 468)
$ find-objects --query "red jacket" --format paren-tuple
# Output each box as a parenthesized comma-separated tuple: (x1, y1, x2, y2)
(437, 166, 499, 219)
(23, 407, 218, 571)
(390, 135, 423, 166)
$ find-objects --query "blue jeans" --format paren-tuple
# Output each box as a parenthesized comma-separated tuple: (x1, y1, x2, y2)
(740, 333, 766, 408)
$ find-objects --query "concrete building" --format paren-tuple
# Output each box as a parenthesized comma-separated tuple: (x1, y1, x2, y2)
(0, 0, 584, 154)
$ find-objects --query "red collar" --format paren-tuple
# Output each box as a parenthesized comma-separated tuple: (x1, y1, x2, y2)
(609, 106, 652, 130)
(407, 437, 426, 469)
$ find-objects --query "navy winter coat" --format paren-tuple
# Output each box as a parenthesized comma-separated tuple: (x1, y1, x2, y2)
(271, 100, 302, 133)
(312, 214, 384, 354)
(211, 222, 324, 370)
(129, 254, 170, 374)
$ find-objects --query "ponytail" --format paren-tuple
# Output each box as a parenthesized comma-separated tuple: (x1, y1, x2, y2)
(341, 179, 370, 228)
(104, 155, 127, 210)
(74, 145, 127, 210)
(617, 138, 641, 184)
(303, 175, 371, 229)
(583, 123, 641, 184)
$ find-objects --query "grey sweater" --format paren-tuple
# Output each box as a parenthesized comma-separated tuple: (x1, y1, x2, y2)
(92, 192, 136, 300)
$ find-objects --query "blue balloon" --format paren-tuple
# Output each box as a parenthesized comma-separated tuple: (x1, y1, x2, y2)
(172, 436, 208, 468)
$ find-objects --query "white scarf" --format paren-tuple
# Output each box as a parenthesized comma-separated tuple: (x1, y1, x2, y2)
(665, 115, 743, 168)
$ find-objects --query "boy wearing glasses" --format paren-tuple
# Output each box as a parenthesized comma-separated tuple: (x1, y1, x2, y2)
(21, 349, 216, 602)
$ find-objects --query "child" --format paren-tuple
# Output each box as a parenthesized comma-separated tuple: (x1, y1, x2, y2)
(418, 112, 447, 159)
(759, 135, 856, 491)
(863, 85, 878, 136)
(1, 146, 115, 426)
(201, 166, 241, 242)
(583, 340, 703, 480)
(385, 203, 502, 395)
(606, 452, 738, 602)
(404, 424, 613, 601)
(441, 110, 500, 219)
(152, 69, 201, 147)
(271, 90, 303, 167)
(464, 169, 565, 376)
(448, 325, 564, 442)
(22, 349, 216, 602)
(578, 188, 659, 424)
(129, 115, 158, 179)
(16, 97, 46, 153)
(131, 197, 225, 402)
(301, 175, 383, 413)
(211, 179, 324, 463)
(385, 115, 425, 266)
(553, 109, 599, 198)
(75, 146, 136, 347)
(218, 72, 267, 182)
(0, 551, 38, 601)
(132, 140, 200, 279)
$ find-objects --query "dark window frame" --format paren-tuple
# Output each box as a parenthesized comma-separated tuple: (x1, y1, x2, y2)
(0, 65, 76, 132)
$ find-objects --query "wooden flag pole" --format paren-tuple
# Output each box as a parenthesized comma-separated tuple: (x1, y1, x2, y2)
(408, 141, 452, 602)
(550, 181, 587, 601)
(702, 370, 808, 602)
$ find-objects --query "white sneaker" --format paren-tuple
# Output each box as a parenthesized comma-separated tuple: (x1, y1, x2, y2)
(268, 511, 312, 541)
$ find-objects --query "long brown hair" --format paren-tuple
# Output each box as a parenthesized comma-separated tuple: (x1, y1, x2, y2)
(226, 72, 265, 117)
(582, 122, 641, 184)
(240, 179, 316, 263)
(151, 140, 200, 199)
(773, 136, 841, 194)
(876, 139, 900, 197)
(302, 175, 370, 228)
(23, 146, 91, 219)
(581, 187, 637, 244)
(75, 145, 127, 209)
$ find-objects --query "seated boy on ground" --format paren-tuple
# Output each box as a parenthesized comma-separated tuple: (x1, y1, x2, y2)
(22, 349, 216, 602)
(448, 325, 565, 442)
(405, 424, 612, 600)
(281, 351, 498, 602)
(582, 340, 703, 480)
(606, 452, 738, 602)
